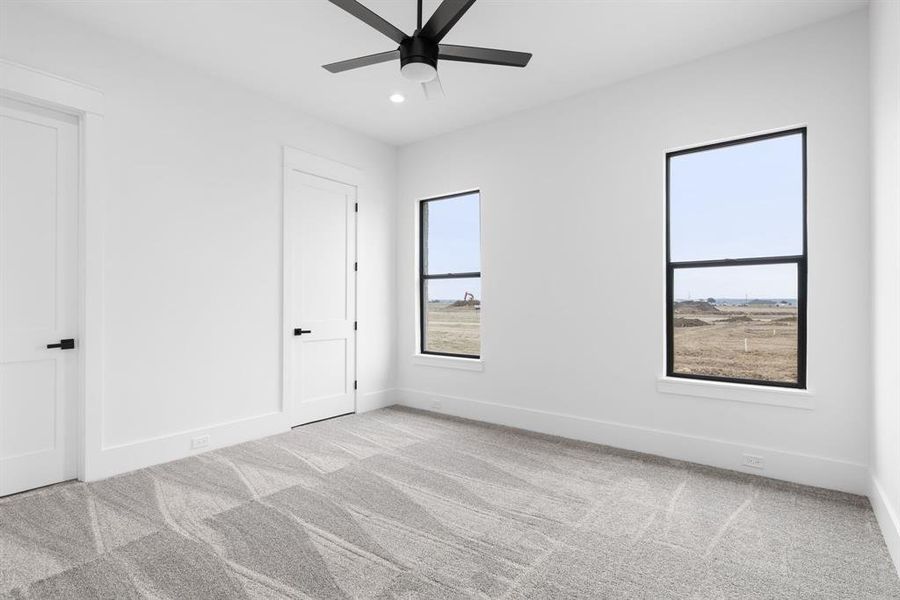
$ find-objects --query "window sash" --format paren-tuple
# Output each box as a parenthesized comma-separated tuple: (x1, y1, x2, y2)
(420, 191, 481, 277)
(665, 257, 807, 388)
(422, 272, 482, 279)
(419, 274, 482, 359)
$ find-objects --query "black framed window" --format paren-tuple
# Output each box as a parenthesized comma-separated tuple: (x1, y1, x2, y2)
(666, 129, 807, 388)
(419, 191, 481, 358)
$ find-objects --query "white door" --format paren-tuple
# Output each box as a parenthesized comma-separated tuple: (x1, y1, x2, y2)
(0, 98, 79, 496)
(285, 169, 356, 426)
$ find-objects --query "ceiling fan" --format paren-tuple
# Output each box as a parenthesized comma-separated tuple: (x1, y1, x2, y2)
(322, 0, 532, 99)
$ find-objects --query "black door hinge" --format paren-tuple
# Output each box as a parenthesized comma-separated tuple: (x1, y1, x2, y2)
(354, 203, 358, 212)
(354, 321, 358, 330)
(354, 380, 358, 390)
(354, 261, 358, 271)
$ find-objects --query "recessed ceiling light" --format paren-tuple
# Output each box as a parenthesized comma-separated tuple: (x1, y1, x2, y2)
(389, 93, 405, 104)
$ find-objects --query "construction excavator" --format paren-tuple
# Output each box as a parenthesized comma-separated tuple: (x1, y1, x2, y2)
(464, 291, 480, 310)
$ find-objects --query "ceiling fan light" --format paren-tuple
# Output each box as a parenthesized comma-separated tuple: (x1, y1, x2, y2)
(401, 61, 437, 83)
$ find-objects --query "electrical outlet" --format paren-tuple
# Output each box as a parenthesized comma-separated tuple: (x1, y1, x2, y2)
(742, 454, 765, 469)
(431, 397, 442, 411)
(191, 435, 210, 450)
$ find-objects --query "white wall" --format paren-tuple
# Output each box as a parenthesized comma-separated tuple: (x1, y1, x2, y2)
(869, 0, 900, 573)
(396, 12, 871, 494)
(0, 5, 397, 479)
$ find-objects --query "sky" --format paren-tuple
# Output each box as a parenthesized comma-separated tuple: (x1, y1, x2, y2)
(670, 132, 803, 299)
(421, 134, 803, 302)
(422, 192, 481, 301)
(674, 263, 797, 302)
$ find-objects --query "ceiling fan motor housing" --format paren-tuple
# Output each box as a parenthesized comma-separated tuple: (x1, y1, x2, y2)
(400, 36, 438, 71)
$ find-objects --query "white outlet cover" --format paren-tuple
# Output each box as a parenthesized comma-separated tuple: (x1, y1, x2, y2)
(191, 435, 210, 449)
(742, 454, 765, 469)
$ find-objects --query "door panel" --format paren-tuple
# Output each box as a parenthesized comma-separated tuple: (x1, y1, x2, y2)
(0, 360, 57, 457)
(296, 187, 349, 322)
(0, 98, 79, 496)
(285, 170, 356, 426)
(300, 339, 347, 401)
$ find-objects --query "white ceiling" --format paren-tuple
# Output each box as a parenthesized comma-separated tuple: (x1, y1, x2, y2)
(20, 0, 866, 145)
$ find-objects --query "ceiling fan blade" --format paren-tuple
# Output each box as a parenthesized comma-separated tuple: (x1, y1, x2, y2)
(327, 0, 408, 45)
(322, 49, 400, 73)
(438, 44, 532, 67)
(420, 0, 477, 42)
(422, 73, 445, 100)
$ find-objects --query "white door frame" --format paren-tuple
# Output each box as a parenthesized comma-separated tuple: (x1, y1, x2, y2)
(282, 147, 360, 420)
(0, 60, 105, 483)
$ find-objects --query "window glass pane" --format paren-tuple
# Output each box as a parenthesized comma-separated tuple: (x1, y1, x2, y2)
(670, 133, 803, 262)
(423, 193, 480, 274)
(672, 264, 798, 384)
(423, 278, 481, 356)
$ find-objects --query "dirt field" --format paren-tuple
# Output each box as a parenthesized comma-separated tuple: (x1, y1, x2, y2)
(422, 298, 796, 381)
(673, 302, 798, 384)
(424, 301, 481, 356)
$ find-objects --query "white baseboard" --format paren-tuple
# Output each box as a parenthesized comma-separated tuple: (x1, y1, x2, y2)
(84, 412, 289, 481)
(357, 389, 395, 413)
(393, 388, 869, 495)
(80, 387, 871, 500)
(83, 389, 400, 482)
(870, 473, 900, 575)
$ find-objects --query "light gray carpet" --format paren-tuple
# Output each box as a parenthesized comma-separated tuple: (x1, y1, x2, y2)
(1, 406, 898, 599)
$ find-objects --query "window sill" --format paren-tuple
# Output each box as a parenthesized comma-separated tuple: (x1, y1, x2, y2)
(412, 354, 484, 371)
(656, 376, 813, 410)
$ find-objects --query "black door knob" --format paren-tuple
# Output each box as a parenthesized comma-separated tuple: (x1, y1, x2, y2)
(294, 328, 312, 336)
(47, 338, 75, 350)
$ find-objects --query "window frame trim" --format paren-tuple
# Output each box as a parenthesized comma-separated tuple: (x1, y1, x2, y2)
(418, 190, 482, 360)
(665, 127, 808, 390)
